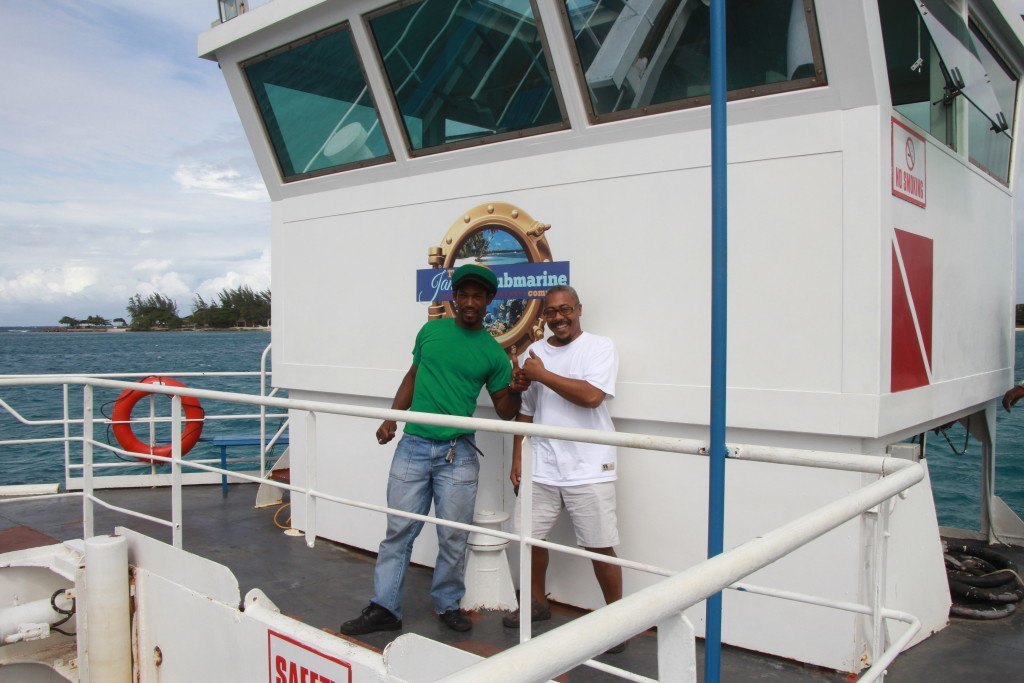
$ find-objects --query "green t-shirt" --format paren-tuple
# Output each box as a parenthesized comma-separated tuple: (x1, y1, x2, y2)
(405, 318, 512, 441)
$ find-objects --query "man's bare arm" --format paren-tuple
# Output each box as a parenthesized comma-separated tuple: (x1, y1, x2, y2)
(490, 386, 522, 420)
(376, 365, 416, 444)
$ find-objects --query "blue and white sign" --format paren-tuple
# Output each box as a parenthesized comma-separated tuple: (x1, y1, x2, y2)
(416, 262, 570, 302)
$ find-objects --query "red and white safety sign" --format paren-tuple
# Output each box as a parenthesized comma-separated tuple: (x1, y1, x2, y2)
(891, 118, 926, 207)
(268, 630, 352, 683)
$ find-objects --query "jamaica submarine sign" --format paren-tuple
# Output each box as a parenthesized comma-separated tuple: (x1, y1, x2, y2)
(416, 262, 570, 302)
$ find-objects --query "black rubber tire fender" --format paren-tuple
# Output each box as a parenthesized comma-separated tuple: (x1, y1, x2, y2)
(949, 601, 1017, 620)
(948, 578, 1023, 603)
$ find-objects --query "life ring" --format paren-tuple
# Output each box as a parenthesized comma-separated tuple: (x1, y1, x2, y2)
(111, 376, 204, 463)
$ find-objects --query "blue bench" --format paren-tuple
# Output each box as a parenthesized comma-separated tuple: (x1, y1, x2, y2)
(211, 436, 289, 494)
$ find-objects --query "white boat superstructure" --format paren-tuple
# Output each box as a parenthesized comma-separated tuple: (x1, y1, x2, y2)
(4, 0, 1024, 680)
(192, 0, 1024, 673)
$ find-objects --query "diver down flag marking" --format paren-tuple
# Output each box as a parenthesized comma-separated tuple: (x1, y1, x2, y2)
(268, 630, 352, 683)
(891, 229, 933, 392)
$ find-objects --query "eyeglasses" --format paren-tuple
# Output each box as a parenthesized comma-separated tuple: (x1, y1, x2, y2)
(541, 304, 578, 319)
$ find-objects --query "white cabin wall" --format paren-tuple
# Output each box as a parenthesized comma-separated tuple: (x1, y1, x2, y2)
(200, 0, 1022, 673)
(269, 109, 873, 438)
(277, 100, 952, 671)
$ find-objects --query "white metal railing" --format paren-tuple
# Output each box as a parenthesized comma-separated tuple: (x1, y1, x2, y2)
(0, 365, 288, 488)
(0, 375, 924, 682)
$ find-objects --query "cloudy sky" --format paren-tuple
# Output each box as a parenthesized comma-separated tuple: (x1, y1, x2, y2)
(0, 1, 268, 326)
(1, 2, 1024, 326)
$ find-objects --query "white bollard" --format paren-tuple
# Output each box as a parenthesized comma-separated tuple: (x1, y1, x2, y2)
(462, 510, 518, 611)
(84, 535, 131, 682)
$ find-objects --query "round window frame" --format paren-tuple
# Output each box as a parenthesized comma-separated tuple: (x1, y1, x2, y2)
(430, 202, 553, 354)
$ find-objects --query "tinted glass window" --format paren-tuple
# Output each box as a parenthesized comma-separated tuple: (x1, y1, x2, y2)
(564, 0, 821, 119)
(244, 24, 392, 180)
(368, 0, 566, 153)
(967, 22, 1015, 184)
(916, 0, 1006, 131)
(878, 0, 955, 148)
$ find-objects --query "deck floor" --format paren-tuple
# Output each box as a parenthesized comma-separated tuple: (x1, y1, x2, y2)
(0, 484, 1019, 681)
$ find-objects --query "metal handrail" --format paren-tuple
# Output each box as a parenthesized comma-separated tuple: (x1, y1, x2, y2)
(0, 375, 924, 681)
(0, 369, 286, 487)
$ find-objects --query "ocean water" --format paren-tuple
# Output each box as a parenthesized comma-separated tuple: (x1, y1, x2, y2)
(0, 329, 273, 484)
(0, 327, 1022, 531)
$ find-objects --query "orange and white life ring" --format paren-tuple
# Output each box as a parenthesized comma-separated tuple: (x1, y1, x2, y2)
(111, 376, 204, 463)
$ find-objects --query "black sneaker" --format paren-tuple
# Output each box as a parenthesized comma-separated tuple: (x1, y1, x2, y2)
(439, 609, 472, 632)
(501, 600, 552, 628)
(338, 603, 402, 635)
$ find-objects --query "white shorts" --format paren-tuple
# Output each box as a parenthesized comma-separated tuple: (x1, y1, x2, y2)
(512, 481, 619, 548)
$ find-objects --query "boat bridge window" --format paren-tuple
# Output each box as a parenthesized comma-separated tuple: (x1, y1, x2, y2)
(366, 0, 568, 155)
(878, 0, 956, 149)
(966, 20, 1015, 184)
(879, 0, 1016, 184)
(559, 0, 825, 122)
(242, 23, 393, 182)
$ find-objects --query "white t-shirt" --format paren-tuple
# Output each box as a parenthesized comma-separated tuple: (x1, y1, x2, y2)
(519, 331, 618, 485)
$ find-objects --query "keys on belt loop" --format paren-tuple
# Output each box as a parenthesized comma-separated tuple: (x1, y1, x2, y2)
(446, 440, 456, 464)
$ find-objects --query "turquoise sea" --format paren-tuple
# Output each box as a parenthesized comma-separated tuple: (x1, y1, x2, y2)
(0, 327, 1022, 531)
(0, 329, 273, 484)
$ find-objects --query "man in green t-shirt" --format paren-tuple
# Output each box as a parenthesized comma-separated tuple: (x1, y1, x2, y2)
(340, 264, 528, 636)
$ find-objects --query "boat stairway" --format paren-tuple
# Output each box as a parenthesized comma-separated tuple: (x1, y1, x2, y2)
(255, 447, 290, 508)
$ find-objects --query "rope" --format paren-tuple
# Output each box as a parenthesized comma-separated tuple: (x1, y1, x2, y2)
(934, 416, 970, 456)
(273, 502, 291, 530)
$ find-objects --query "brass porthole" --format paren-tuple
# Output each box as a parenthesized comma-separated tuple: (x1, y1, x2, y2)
(427, 202, 554, 354)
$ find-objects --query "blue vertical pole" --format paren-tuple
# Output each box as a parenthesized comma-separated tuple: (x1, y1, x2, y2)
(705, 0, 727, 682)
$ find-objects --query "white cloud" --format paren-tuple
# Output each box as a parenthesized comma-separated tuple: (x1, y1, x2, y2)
(138, 272, 193, 300)
(196, 250, 272, 302)
(0, 3, 272, 325)
(0, 265, 99, 304)
(133, 259, 173, 273)
(174, 164, 268, 201)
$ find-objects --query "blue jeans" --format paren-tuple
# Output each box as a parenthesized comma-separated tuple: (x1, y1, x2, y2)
(372, 433, 480, 618)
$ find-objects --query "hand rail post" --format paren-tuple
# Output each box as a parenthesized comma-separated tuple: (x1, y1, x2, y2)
(149, 392, 158, 476)
(657, 612, 697, 683)
(304, 411, 317, 548)
(519, 436, 534, 643)
(82, 385, 95, 539)
(171, 395, 183, 549)
(869, 498, 892, 679)
(260, 343, 272, 478)
(62, 384, 71, 489)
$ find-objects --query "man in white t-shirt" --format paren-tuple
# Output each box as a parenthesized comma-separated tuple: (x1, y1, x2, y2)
(503, 285, 624, 652)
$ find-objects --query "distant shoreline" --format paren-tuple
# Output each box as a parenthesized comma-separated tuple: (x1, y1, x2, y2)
(33, 326, 271, 333)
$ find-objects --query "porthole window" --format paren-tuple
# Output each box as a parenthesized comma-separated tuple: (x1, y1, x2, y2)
(426, 203, 556, 353)
(243, 23, 393, 181)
